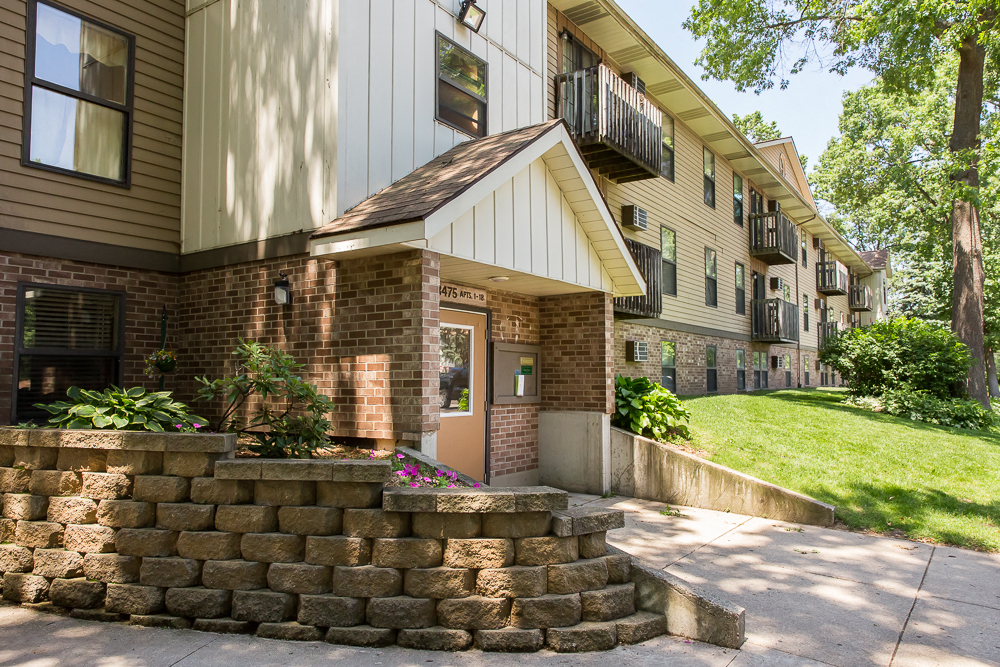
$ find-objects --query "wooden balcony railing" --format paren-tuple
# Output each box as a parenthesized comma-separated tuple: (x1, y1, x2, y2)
(614, 239, 662, 317)
(849, 284, 873, 312)
(751, 298, 799, 343)
(819, 321, 839, 347)
(557, 64, 662, 183)
(817, 260, 849, 296)
(750, 211, 798, 265)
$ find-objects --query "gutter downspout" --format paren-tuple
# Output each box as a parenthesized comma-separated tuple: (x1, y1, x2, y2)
(793, 212, 817, 387)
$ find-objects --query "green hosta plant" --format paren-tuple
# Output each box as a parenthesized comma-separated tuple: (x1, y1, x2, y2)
(612, 375, 691, 441)
(196, 340, 335, 459)
(36, 386, 205, 432)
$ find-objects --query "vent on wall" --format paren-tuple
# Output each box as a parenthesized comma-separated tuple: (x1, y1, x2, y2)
(813, 237, 824, 250)
(769, 277, 784, 291)
(621, 205, 648, 231)
(626, 340, 648, 363)
(628, 72, 646, 96)
(772, 355, 783, 369)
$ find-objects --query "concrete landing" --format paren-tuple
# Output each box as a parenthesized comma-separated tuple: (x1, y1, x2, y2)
(571, 493, 1000, 667)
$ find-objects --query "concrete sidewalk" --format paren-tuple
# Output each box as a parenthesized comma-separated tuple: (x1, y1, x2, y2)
(1, 496, 996, 667)
(572, 493, 1000, 667)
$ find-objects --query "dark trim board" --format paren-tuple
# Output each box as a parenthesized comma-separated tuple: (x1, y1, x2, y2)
(621, 317, 753, 342)
(180, 231, 313, 272)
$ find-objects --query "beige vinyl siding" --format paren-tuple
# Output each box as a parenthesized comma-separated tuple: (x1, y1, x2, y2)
(0, 0, 184, 254)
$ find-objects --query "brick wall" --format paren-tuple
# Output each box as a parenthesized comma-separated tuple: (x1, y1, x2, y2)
(0, 252, 179, 423)
(539, 292, 614, 413)
(484, 288, 540, 479)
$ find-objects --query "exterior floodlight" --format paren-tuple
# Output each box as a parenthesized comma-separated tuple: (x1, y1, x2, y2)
(458, 0, 486, 33)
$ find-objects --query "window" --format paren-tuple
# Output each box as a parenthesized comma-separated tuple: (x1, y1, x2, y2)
(561, 33, 598, 73)
(803, 294, 810, 331)
(735, 263, 746, 315)
(749, 188, 763, 216)
(661, 341, 676, 393)
(706, 346, 717, 393)
(660, 115, 675, 181)
(753, 351, 769, 390)
(661, 227, 677, 296)
(703, 148, 716, 208)
(705, 247, 718, 307)
(736, 350, 746, 391)
(783, 284, 791, 302)
(23, 1, 134, 185)
(784, 353, 792, 387)
(801, 229, 808, 268)
(820, 361, 829, 386)
(436, 34, 487, 137)
(13, 283, 125, 423)
(733, 173, 744, 226)
(804, 356, 810, 386)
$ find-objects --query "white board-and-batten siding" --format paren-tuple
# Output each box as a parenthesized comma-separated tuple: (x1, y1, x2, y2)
(428, 156, 613, 293)
(183, 0, 547, 255)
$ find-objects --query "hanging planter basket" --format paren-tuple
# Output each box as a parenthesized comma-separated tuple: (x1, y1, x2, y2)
(145, 350, 177, 377)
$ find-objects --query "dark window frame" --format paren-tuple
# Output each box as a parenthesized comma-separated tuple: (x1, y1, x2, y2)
(660, 114, 675, 181)
(735, 261, 746, 315)
(784, 353, 792, 388)
(804, 355, 810, 386)
(704, 246, 717, 308)
(733, 172, 744, 226)
(801, 228, 808, 268)
(560, 31, 599, 73)
(22, 0, 136, 187)
(661, 226, 677, 297)
(11, 282, 127, 424)
(706, 345, 718, 393)
(435, 32, 488, 138)
(736, 349, 746, 391)
(703, 147, 716, 208)
(803, 293, 810, 332)
(661, 340, 677, 394)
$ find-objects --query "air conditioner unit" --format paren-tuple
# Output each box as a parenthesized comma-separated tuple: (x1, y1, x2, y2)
(621, 205, 648, 231)
(815, 360, 822, 371)
(625, 340, 648, 363)
(771, 355, 783, 369)
(813, 237, 824, 250)
(814, 298, 823, 310)
(628, 73, 646, 96)
(769, 277, 784, 291)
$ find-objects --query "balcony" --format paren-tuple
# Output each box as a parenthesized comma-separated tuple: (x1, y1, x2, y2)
(850, 284, 873, 312)
(557, 64, 663, 184)
(614, 239, 662, 317)
(751, 298, 799, 344)
(819, 321, 839, 348)
(817, 260, 849, 296)
(750, 211, 798, 265)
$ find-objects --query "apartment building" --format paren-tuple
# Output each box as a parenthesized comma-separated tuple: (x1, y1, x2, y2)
(0, 0, 882, 493)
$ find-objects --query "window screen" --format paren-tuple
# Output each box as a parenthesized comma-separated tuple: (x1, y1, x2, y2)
(661, 227, 677, 296)
(661, 115, 675, 181)
(733, 173, 743, 226)
(736, 349, 746, 391)
(706, 345, 717, 393)
(703, 148, 716, 208)
(13, 284, 125, 423)
(437, 34, 487, 137)
(735, 262, 745, 315)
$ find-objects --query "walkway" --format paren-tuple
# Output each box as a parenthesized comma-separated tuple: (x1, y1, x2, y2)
(572, 493, 1000, 667)
(1, 496, 996, 667)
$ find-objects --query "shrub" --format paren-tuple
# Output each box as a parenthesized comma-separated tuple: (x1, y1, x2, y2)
(820, 318, 971, 398)
(612, 375, 691, 441)
(36, 386, 205, 432)
(880, 387, 997, 432)
(196, 340, 335, 458)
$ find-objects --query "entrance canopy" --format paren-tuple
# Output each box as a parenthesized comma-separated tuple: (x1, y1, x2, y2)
(310, 120, 645, 297)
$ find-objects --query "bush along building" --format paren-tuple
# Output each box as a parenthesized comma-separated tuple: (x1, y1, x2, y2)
(0, 0, 886, 496)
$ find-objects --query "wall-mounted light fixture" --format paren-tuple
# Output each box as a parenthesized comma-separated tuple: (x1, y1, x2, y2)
(458, 0, 486, 33)
(274, 272, 291, 306)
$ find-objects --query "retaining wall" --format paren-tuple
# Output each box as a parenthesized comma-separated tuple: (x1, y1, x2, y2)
(610, 428, 835, 526)
(0, 428, 743, 653)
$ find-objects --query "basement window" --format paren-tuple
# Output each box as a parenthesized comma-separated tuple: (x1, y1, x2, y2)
(12, 283, 125, 423)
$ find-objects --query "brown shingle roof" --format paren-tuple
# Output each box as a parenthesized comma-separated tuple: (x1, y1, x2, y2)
(859, 249, 890, 270)
(311, 120, 563, 240)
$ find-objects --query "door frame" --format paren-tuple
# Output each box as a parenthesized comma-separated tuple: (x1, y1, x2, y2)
(440, 302, 493, 484)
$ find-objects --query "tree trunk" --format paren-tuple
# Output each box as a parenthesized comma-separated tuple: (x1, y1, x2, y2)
(949, 34, 990, 408)
(987, 346, 1000, 398)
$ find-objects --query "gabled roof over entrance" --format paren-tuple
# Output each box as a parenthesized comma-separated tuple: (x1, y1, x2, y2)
(310, 120, 646, 297)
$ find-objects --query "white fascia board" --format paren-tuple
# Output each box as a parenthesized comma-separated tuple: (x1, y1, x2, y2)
(310, 220, 426, 258)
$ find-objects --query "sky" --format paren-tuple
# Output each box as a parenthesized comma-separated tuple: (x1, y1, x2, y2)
(616, 0, 875, 174)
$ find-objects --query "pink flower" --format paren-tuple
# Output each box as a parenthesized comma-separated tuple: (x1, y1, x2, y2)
(396, 453, 405, 459)
(423, 477, 432, 482)
(473, 482, 481, 488)
(175, 424, 183, 429)
(395, 470, 406, 476)
(410, 482, 420, 488)
(192, 423, 201, 429)
(447, 483, 456, 488)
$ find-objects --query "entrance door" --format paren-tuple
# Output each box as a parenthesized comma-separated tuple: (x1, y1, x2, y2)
(437, 309, 488, 481)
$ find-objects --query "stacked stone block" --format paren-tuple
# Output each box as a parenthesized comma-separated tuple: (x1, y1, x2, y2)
(0, 429, 668, 653)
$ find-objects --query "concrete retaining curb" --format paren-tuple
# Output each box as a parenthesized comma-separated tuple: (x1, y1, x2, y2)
(609, 428, 835, 526)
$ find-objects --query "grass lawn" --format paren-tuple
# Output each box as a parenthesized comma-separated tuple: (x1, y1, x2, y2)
(681, 388, 1000, 551)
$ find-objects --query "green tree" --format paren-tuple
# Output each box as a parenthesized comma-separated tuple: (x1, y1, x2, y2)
(685, 0, 999, 406)
(732, 110, 781, 141)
